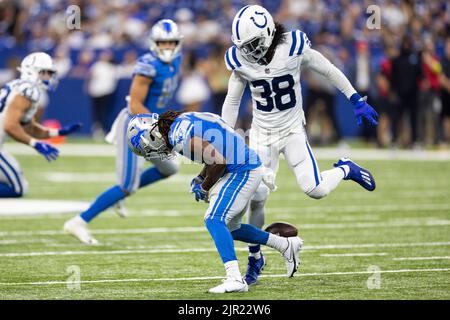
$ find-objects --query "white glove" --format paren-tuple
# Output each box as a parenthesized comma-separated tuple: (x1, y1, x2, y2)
(262, 168, 277, 192)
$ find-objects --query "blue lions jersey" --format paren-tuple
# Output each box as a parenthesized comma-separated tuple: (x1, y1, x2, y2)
(168, 112, 261, 173)
(130, 51, 181, 111)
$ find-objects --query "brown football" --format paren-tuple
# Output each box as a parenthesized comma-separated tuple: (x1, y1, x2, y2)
(264, 222, 298, 237)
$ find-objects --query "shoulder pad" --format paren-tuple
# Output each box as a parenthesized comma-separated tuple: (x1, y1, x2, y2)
(224, 46, 242, 71)
(288, 30, 312, 57)
(133, 53, 158, 78)
(17, 81, 40, 103)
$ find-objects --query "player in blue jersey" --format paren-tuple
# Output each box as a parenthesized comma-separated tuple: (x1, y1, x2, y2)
(64, 20, 183, 244)
(126, 110, 304, 293)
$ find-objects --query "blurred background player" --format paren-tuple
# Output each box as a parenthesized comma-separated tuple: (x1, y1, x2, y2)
(63, 19, 183, 244)
(127, 111, 303, 293)
(0, 52, 81, 198)
(220, 5, 378, 285)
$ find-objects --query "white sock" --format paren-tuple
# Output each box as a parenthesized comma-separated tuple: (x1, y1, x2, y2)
(224, 260, 241, 280)
(248, 245, 261, 259)
(337, 165, 350, 178)
(321, 167, 347, 192)
(266, 234, 289, 253)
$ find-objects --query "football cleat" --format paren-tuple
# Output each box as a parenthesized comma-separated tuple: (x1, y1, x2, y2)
(63, 216, 99, 245)
(208, 277, 249, 294)
(282, 236, 304, 277)
(114, 200, 128, 218)
(334, 157, 376, 191)
(245, 254, 266, 286)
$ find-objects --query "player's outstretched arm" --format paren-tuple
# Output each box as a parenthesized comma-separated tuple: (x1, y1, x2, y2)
(221, 71, 247, 128)
(25, 118, 82, 139)
(302, 48, 378, 126)
(4, 95, 59, 161)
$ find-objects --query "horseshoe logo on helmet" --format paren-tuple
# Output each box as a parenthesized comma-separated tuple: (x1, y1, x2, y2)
(250, 11, 267, 28)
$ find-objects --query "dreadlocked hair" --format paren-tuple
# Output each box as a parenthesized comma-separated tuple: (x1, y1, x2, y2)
(263, 22, 287, 64)
(157, 110, 184, 146)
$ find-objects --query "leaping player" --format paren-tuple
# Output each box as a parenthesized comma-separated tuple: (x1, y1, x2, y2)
(64, 19, 183, 244)
(0, 52, 81, 198)
(220, 5, 378, 285)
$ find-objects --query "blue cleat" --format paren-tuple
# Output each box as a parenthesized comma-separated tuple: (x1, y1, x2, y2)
(334, 158, 376, 191)
(245, 253, 266, 285)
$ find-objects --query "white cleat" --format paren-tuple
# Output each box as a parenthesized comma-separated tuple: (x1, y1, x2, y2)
(63, 216, 99, 245)
(114, 200, 128, 218)
(282, 236, 304, 277)
(208, 277, 249, 294)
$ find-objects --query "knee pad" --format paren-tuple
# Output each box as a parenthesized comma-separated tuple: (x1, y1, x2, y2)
(249, 199, 266, 229)
(306, 183, 330, 199)
(252, 182, 269, 202)
(157, 160, 180, 177)
(21, 179, 29, 197)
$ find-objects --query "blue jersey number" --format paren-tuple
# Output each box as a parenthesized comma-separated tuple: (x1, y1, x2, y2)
(0, 85, 11, 113)
(251, 74, 296, 112)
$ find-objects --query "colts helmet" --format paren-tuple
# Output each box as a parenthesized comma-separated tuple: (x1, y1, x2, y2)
(231, 5, 276, 63)
(18, 52, 58, 91)
(127, 114, 171, 160)
(149, 19, 183, 63)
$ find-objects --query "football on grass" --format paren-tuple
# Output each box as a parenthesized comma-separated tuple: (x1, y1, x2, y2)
(264, 222, 298, 237)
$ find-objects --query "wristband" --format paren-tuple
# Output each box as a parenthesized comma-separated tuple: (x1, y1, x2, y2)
(29, 138, 37, 148)
(350, 93, 362, 105)
(48, 128, 59, 138)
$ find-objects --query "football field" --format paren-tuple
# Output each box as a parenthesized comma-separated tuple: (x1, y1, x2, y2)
(0, 144, 449, 300)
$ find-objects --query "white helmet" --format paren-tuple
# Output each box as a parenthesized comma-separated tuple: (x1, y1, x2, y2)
(18, 52, 57, 91)
(127, 114, 172, 160)
(149, 19, 183, 63)
(231, 5, 276, 63)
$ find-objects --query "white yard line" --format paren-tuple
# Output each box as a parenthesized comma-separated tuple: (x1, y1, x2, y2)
(320, 253, 388, 257)
(1, 242, 449, 258)
(0, 268, 449, 286)
(393, 256, 450, 261)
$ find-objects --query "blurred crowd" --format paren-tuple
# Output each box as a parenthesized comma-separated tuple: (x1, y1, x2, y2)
(0, 0, 450, 148)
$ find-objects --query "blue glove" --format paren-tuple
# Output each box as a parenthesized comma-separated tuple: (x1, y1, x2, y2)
(190, 182, 209, 203)
(350, 93, 379, 126)
(59, 123, 82, 136)
(34, 141, 59, 162)
(190, 175, 204, 188)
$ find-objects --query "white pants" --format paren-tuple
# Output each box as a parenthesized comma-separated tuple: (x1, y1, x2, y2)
(204, 167, 263, 232)
(0, 150, 28, 196)
(250, 126, 340, 201)
(113, 109, 180, 194)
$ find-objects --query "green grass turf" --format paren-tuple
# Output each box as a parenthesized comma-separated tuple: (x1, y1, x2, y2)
(0, 153, 449, 299)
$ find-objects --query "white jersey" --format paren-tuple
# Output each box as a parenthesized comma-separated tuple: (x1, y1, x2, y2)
(0, 79, 41, 147)
(224, 30, 311, 137)
(221, 29, 356, 145)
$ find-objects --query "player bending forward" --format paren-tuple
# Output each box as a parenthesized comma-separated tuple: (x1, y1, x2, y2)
(127, 111, 303, 293)
(221, 5, 378, 284)
(64, 20, 182, 244)
(0, 52, 81, 198)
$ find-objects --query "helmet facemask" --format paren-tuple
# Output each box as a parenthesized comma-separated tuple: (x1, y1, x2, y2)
(38, 69, 58, 91)
(149, 19, 183, 63)
(127, 116, 172, 162)
(142, 124, 173, 161)
(238, 36, 269, 63)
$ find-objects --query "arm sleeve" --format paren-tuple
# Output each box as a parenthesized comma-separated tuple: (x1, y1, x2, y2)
(220, 71, 247, 128)
(302, 48, 357, 99)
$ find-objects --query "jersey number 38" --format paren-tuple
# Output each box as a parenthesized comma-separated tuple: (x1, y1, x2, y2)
(251, 74, 296, 112)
